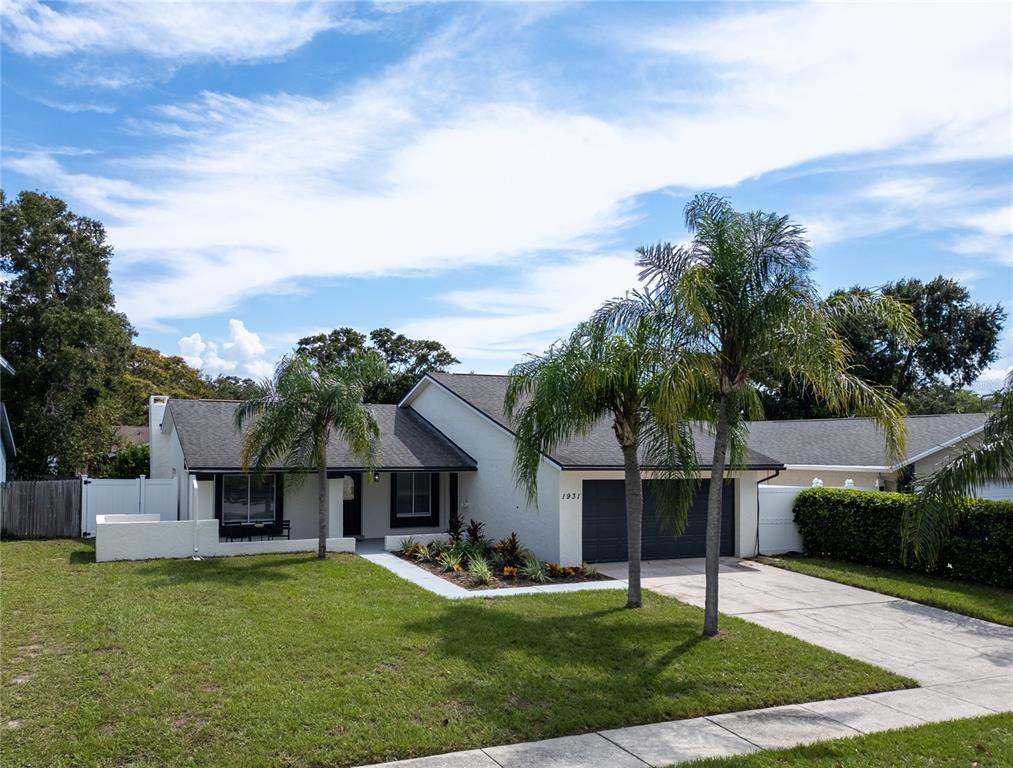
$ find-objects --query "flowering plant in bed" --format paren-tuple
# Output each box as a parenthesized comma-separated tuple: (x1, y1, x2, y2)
(396, 522, 608, 590)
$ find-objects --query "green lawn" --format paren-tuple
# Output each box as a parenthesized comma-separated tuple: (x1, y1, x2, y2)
(688, 713, 1013, 767)
(2, 540, 912, 767)
(760, 556, 1013, 627)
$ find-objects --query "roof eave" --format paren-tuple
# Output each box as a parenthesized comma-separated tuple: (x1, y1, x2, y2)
(888, 424, 986, 472)
(784, 464, 891, 472)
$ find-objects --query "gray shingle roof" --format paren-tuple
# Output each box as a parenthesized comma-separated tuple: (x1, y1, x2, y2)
(425, 373, 782, 470)
(425, 373, 988, 470)
(115, 425, 150, 446)
(166, 399, 476, 471)
(744, 412, 987, 468)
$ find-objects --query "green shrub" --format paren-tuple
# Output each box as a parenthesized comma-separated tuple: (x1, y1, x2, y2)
(398, 537, 418, 558)
(467, 554, 493, 585)
(491, 532, 526, 569)
(412, 543, 432, 563)
(439, 550, 463, 573)
(793, 488, 1013, 588)
(520, 555, 550, 583)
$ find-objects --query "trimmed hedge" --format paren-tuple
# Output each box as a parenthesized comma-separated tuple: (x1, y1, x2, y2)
(793, 488, 1013, 589)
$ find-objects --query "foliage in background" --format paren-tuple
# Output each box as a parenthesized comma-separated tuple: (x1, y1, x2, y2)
(0, 191, 134, 478)
(205, 374, 267, 401)
(901, 383, 988, 415)
(905, 373, 1013, 567)
(90, 443, 150, 479)
(296, 327, 458, 403)
(116, 346, 212, 423)
(608, 193, 912, 636)
(762, 276, 1004, 419)
(793, 487, 1013, 588)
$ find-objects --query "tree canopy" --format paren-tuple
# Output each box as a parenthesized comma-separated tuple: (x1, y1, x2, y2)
(116, 346, 213, 424)
(761, 276, 1004, 418)
(296, 327, 458, 403)
(1, 191, 134, 477)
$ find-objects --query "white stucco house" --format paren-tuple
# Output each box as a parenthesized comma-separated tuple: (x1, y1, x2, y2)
(123, 371, 1001, 565)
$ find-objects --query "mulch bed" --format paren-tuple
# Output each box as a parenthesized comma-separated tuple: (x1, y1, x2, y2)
(395, 554, 612, 591)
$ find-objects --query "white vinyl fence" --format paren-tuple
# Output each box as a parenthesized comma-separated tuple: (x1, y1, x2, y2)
(757, 482, 879, 555)
(82, 476, 178, 536)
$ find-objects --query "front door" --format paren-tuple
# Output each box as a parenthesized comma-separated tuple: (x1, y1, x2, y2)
(342, 473, 362, 537)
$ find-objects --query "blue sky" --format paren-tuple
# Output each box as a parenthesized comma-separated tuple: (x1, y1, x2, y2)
(2, 1, 1011, 389)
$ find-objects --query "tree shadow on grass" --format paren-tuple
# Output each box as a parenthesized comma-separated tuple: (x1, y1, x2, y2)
(400, 599, 724, 738)
(133, 553, 320, 588)
(69, 538, 96, 564)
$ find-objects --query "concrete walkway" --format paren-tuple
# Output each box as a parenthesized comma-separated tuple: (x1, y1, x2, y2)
(359, 559, 1012, 767)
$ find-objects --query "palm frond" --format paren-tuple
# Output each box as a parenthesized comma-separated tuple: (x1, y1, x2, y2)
(904, 377, 1013, 564)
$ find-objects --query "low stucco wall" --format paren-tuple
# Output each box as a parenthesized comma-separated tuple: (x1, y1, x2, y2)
(384, 532, 449, 551)
(96, 517, 355, 562)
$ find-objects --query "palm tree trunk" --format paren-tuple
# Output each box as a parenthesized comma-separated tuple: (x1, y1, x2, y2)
(622, 443, 644, 609)
(703, 394, 730, 636)
(317, 459, 328, 560)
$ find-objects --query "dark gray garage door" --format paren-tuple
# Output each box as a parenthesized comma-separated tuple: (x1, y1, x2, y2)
(582, 480, 735, 563)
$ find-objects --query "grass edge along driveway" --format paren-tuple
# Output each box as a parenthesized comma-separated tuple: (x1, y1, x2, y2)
(686, 712, 1013, 767)
(3, 540, 912, 768)
(759, 555, 1013, 627)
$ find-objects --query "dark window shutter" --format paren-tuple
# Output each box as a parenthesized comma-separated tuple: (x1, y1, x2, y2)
(430, 473, 440, 526)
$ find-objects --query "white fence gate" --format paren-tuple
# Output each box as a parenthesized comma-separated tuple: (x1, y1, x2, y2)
(757, 482, 879, 555)
(757, 485, 806, 555)
(82, 476, 178, 536)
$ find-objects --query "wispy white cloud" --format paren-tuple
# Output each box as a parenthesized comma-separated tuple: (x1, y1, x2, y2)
(8, 2, 1011, 332)
(1, 0, 361, 61)
(401, 255, 641, 368)
(34, 97, 116, 114)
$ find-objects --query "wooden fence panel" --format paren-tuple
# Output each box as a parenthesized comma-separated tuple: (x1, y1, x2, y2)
(1, 479, 82, 539)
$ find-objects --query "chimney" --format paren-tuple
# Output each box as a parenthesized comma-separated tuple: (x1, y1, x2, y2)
(148, 396, 170, 478)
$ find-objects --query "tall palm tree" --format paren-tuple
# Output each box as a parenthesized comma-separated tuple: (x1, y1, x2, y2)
(607, 193, 915, 635)
(505, 307, 698, 608)
(905, 372, 1013, 563)
(236, 351, 387, 559)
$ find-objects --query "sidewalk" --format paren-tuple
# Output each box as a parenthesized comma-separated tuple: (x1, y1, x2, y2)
(357, 559, 1013, 767)
(363, 679, 1008, 767)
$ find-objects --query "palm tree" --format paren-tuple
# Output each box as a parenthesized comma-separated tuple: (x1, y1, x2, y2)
(608, 193, 914, 635)
(236, 351, 387, 559)
(505, 306, 698, 608)
(905, 372, 1013, 564)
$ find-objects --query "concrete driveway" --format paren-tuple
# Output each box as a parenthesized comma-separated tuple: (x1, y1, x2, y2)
(597, 557, 1013, 688)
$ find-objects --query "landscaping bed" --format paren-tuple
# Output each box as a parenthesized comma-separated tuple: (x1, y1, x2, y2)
(2, 539, 913, 768)
(395, 520, 609, 589)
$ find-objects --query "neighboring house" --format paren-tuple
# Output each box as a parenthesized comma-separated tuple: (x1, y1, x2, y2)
(146, 372, 1005, 566)
(745, 412, 1009, 498)
(114, 425, 150, 448)
(0, 355, 15, 481)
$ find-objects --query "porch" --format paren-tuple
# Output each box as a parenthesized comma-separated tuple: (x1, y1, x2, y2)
(191, 469, 466, 543)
